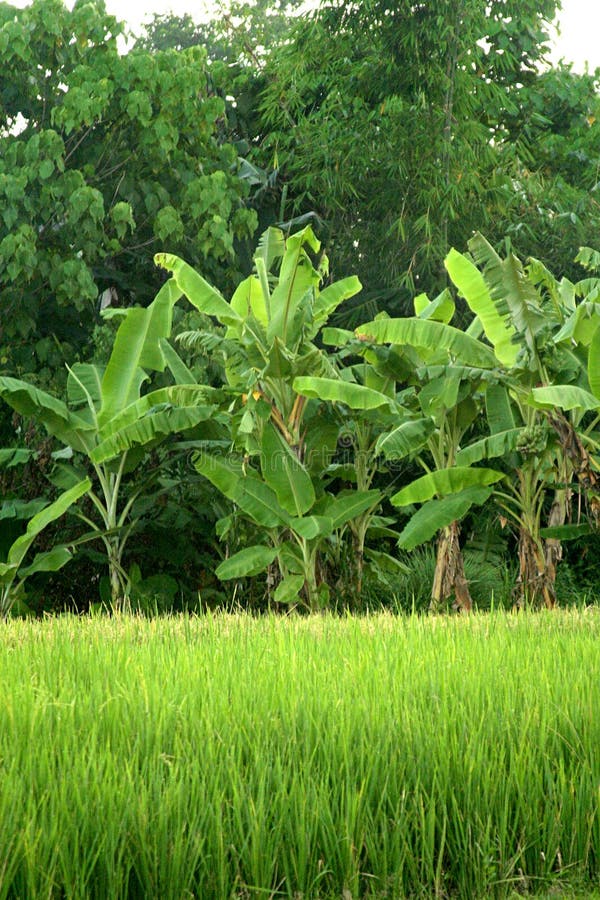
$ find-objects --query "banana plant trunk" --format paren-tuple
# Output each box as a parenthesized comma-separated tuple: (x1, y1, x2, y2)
(516, 528, 556, 609)
(430, 520, 472, 612)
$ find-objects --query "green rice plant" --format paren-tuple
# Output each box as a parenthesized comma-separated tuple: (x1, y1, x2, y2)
(0, 612, 597, 898)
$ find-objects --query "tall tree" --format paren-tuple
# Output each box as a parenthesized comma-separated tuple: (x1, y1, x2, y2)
(259, 0, 560, 311)
(0, 0, 257, 378)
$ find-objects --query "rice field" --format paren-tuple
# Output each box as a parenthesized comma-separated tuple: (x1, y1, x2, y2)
(0, 610, 599, 899)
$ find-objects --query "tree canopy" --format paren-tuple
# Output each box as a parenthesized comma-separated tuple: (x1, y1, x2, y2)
(0, 0, 257, 376)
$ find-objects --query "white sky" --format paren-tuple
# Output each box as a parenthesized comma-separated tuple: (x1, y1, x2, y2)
(6, 0, 600, 73)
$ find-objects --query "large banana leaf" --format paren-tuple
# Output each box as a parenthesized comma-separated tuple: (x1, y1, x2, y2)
(455, 428, 524, 466)
(98, 280, 183, 427)
(273, 574, 305, 604)
(261, 424, 315, 517)
(3, 478, 91, 576)
(0, 377, 93, 452)
(160, 340, 197, 385)
(313, 276, 362, 329)
(18, 546, 73, 579)
(154, 253, 241, 326)
(216, 545, 278, 580)
(267, 226, 321, 344)
(355, 318, 497, 368)
(98, 385, 215, 439)
(486, 383, 515, 434)
(445, 248, 518, 367)
(194, 452, 245, 500)
(293, 377, 396, 411)
(233, 477, 290, 529)
(318, 490, 383, 529)
(254, 226, 285, 271)
(414, 289, 455, 324)
(397, 487, 493, 550)
(540, 523, 593, 540)
(468, 233, 545, 356)
(530, 386, 600, 412)
(91, 405, 215, 464)
(415, 364, 498, 384)
(196, 452, 290, 528)
(391, 466, 505, 507)
(287, 516, 334, 540)
(321, 327, 354, 347)
(67, 363, 103, 416)
(230, 275, 268, 328)
(376, 418, 435, 460)
(589, 324, 600, 399)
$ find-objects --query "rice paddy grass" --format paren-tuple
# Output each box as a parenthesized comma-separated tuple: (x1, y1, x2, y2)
(0, 609, 598, 898)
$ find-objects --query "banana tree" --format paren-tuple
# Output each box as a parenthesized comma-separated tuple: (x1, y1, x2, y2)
(0, 280, 217, 610)
(196, 423, 381, 610)
(156, 226, 361, 453)
(156, 226, 383, 608)
(292, 331, 426, 596)
(0, 478, 90, 616)
(446, 233, 600, 607)
(355, 291, 506, 611)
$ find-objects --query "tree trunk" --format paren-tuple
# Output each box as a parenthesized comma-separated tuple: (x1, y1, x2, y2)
(430, 520, 472, 612)
(515, 527, 556, 609)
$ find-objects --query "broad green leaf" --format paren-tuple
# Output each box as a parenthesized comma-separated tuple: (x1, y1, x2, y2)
(7, 478, 90, 571)
(320, 490, 383, 529)
(67, 363, 103, 414)
(230, 275, 268, 327)
(468, 234, 545, 356)
(97, 385, 215, 440)
(313, 276, 362, 327)
(0, 499, 47, 520)
(418, 374, 461, 417)
(540, 523, 593, 540)
(415, 364, 497, 384)
(455, 428, 524, 466)
(288, 516, 333, 540)
(261, 424, 315, 517)
(293, 377, 395, 411)
(321, 327, 354, 347)
(216, 545, 278, 580)
(278, 540, 304, 575)
(376, 418, 435, 460)
(414, 293, 430, 316)
(233, 477, 290, 528)
(0, 562, 19, 582)
(154, 253, 241, 325)
(445, 247, 518, 367)
(0, 377, 93, 452)
(18, 546, 73, 579)
(530, 386, 600, 412)
(397, 487, 493, 550)
(0, 448, 36, 468)
(486, 383, 515, 434)
(391, 467, 504, 507)
(267, 227, 321, 343)
(414, 289, 455, 324)
(355, 318, 497, 368)
(91, 405, 215, 464)
(254, 226, 285, 271)
(264, 338, 294, 379)
(273, 574, 305, 604)
(364, 548, 410, 574)
(98, 279, 182, 426)
(160, 340, 197, 385)
(589, 324, 600, 399)
(194, 452, 245, 499)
